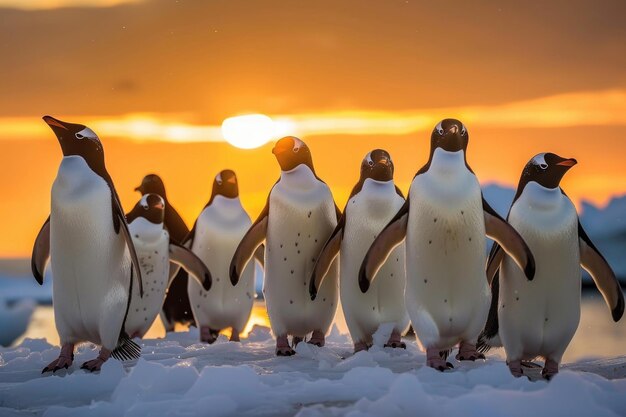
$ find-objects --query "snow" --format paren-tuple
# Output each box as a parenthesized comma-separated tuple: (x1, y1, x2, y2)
(1, 325, 625, 417)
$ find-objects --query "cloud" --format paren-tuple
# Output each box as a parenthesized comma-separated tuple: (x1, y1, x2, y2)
(0, 0, 143, 10)
(1, 89, 625, 143)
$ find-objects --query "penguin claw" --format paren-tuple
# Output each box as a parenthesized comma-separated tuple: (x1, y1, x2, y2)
(384, 341, 407, 349)
(42, 354, 73, 374)
(276, 347, 296, 356)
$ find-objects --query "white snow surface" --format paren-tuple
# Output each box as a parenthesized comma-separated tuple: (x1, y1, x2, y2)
(1, 326, 625, 417)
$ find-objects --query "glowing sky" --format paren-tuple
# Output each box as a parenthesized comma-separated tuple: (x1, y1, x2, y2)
(1, 0, 625, 256)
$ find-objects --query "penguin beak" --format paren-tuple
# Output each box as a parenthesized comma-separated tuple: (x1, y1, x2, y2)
(42, 115, 68, 131)
(226, 176, 237, 184)
(377, 156, 391, 167)
(557, 158, 577, 167)
(446, 125, 459, 135)
(154, 201, 164, 210)
(134, 185, 142, 193)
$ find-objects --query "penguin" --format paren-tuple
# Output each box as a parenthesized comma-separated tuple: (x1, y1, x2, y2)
(134, 174, 194, 332)
(477, 153, 624, 379)
(359, 119, 536, 371)
(230, 136, 341, 356)
(185, 170, 261, 343)
(125, 193, 212, 339)
(32, 116, 144, 373)
(309, 149, 410, 352)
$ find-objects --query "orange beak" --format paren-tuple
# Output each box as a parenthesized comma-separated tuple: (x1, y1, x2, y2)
(43, 115, 68, 130)
(557, 158, 578, 167)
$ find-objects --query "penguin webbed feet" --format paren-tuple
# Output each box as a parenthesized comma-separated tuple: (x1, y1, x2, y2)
(42, 355, 74, 374)
(276, 335, 296, 356)
(80, 348, 111, 373)
(200, 326, 219, 344)
(426, 348, 454, 372)
(384, 330, 406, 349)
(308, 330, 325, 347)
(455, 341, 486, 362)
(541, 358, 559, 380)
(42, 343, 74, 374)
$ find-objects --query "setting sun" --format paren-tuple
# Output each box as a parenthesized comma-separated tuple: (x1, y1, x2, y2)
(221, 114, 277, 149)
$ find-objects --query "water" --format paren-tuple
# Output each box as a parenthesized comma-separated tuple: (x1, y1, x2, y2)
(14, 290, 625, 363)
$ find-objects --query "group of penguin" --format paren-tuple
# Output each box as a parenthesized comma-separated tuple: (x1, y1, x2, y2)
(31, 116, 624, 380)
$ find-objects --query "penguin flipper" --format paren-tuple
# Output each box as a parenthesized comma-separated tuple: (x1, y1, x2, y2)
(254, 244, 265, 268)
(309, 216, 344, 300)
(483, 198, 535, 281)
(485, 243, 504, 285)
(110, 186, 145, 297)
(358, 199, 409, 293)
(31, 216, 51, 285)
(477, 272, 501, 354)
(168, 242, 212, 291)
(578, 222, 624, 322)
(230, 203, 269, 286)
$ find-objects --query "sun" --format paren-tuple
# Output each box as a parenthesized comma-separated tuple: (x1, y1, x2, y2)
(221, 114, 276, 149)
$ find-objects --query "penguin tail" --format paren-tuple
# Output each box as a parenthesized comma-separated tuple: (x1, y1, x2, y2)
(111, 332, 141, 361)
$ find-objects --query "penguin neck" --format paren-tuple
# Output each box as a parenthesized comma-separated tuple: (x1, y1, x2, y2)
(129, 217, 165, 244)
(209, 195, 243, 213)
(517, 182, 563, 211)
(55, 155, 103, 189)
(361, 178, 395, 195)
(280, 164, 318, 189)
(429, 148, 468, 177)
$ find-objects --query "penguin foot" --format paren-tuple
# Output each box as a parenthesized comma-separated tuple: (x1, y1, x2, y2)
(229, 330, 240, 342)
(276, 346, 296, 356)
(80, 348, 111, 373)
(384, 330, 406, 349)
(354, 341, 370, 353)
(200, 326, 219, 344)
(455, 341, 485, 361)
(507, 360, 524, 378)
(384, 341, 407, 349)
(308, 330, 325, 347)
(542, 359, 559, 380)
(426, 348, 454, 371)
(42, 344, 75, 374)
(276, 335, 295, 356)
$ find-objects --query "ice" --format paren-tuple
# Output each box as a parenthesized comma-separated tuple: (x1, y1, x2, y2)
(0, 298, 35, 347)
(1, 327, 625, 417)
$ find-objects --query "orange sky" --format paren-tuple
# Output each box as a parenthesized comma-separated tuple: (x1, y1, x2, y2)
(1, 0, 626, 257)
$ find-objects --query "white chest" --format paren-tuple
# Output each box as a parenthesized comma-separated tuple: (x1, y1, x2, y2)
(506, 184, 580, 285)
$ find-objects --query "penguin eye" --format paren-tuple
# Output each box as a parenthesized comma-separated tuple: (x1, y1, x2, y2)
(437, 127, 444, 135)
(460, 125, 466, 136)
(75, 133, 84, 140)
(293, 146, 300, 153)
(539, 163, 548, 170)
(141, 204, 148, 210)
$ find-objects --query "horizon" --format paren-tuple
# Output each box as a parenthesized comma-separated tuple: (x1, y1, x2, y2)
(1, 0, 626, 257)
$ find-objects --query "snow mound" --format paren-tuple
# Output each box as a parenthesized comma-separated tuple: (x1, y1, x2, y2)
(1, 328, 625, 416)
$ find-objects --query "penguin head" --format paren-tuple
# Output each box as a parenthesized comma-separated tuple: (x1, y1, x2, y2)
(520, 153, 577, 190)
(130, 193, 165, 225)
(360, 149, 394, 182)
(135, 174, 166, 197)
(212, 169, 239, 199)
(43, 116, 105, 169)
(272, 136, 314, 172)
(430, 119, 468, 153)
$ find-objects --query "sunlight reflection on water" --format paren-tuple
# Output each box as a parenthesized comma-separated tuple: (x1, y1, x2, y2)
(16, 291, 625, 363)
